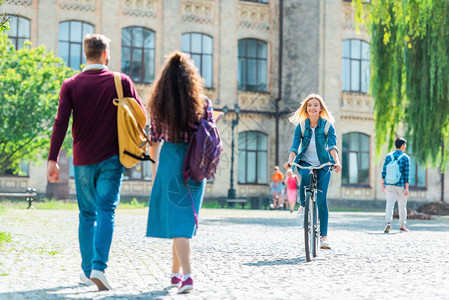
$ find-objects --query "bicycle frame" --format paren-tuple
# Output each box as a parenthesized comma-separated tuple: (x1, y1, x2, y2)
(289, 161, 333, 261)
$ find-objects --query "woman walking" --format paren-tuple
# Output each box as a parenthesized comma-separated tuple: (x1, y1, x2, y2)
(146, 51, 214, 294)
(284, 94, 342, 249)
(284, 169, 300, 213)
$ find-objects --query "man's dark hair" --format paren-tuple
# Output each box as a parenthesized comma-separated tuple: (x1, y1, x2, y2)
(395, 137, 407, 149)
(83, 34, 110, 61)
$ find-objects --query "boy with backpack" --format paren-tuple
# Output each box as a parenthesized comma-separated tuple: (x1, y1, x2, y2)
(381, 137, 410, 233)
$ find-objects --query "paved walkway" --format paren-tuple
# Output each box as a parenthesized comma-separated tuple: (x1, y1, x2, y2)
(0, 208, 448, 299)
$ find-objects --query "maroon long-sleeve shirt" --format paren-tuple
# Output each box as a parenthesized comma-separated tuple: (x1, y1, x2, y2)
(48, 69, 144, 166)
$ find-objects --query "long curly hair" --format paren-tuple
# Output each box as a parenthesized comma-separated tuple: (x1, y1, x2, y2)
(148, 51, 204, 142)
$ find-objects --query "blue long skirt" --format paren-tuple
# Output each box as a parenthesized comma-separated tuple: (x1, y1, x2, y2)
(146, 142, 206, 238)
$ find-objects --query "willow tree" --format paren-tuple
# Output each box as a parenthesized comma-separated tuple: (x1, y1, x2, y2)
(357, 1, 449, 198)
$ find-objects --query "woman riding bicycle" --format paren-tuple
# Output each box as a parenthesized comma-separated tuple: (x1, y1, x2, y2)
(283, 94, 342, 249)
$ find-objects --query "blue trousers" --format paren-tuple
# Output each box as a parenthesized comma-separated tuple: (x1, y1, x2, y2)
(74, 155, 123, 276)
(297, 162, 332, 236)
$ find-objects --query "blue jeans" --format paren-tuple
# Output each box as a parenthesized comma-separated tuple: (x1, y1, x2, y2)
(297, 162, 332, 236)
(74, 155, 123, 276)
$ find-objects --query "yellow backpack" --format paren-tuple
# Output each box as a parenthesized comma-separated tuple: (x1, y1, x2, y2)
(112, 72, 154, 168)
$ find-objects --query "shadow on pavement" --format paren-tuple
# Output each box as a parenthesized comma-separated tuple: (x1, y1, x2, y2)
(243, 256, 306, 267)
(0, 284, 169, 299)
(202, 214, 449, 233)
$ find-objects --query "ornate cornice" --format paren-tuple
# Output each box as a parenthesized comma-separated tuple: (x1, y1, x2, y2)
(182, 0, 215, 25)
(238, 91, 273, 111)
(122, 0, 157, 18)
(238, 3, 270, 31)
(5, 0, 32, 5)
(59, 0, 95, 12)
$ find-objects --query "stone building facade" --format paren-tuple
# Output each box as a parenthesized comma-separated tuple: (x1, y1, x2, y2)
(1, 0, 445, 203)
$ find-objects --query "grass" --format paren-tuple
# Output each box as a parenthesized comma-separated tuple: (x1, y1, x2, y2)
(0, 232, 12, 245)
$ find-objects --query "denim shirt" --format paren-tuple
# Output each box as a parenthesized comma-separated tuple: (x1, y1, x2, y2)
(288, 117, 338, 164)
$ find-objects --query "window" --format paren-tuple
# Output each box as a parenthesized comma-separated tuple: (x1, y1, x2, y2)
(240, 0, 269, 3)
(238, 131, 268, 184)
(238, 39, 267, 92)
(121, 26, 155, 84)
(58, 21, 94, 69)
(123, 161, 152, 181)
(7, 15, 30, 49)
(181, 33, 213, 88)
(408, 156, 426, 189)
(342, 39, 370, 93)
(342, 132, 370, 185)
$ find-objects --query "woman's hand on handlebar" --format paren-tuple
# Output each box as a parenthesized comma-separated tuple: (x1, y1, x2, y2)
(283, 162, 291, 170)
(333, 163, 342, 173)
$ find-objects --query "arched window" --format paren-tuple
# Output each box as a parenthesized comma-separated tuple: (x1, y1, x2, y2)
(121, 26, 155, 84)
(58, 21, 94, 69)
(238, 39, 267, 92)
(7, 15, 30, 50)
(238, 131, 268, 184)
(342, 132, 370, 185)
(181, 33, 213, 88)
(342, 39, 370, 93)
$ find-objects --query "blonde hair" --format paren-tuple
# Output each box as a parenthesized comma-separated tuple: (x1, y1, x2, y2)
(288, 94, 335, 126)
(286, 169, 293, 176)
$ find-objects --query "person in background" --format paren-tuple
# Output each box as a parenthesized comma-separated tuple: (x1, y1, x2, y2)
(382, 137, 410, 233)
(270, 166, 285, 209)
(285, 168, 300, 213)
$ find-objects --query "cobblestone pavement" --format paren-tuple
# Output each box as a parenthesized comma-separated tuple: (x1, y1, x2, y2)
(1, 208, 449, 300)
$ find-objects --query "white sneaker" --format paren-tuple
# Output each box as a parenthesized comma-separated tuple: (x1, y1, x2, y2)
(295, 206, 305, 218)
(320, 237, 330, 249)
(80, 272, 93, 286)
(90, 270, 112, 291)
(384, 223, 391, 233)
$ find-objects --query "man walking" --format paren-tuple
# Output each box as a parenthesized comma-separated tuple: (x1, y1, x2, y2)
(47, 34, 144, 290)
(381, 137, 410, 233)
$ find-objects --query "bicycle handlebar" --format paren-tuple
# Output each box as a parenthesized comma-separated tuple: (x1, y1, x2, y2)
(288, 161, 334, 170)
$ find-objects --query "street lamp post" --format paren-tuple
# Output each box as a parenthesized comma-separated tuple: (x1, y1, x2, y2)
(222, 103, 240, 199)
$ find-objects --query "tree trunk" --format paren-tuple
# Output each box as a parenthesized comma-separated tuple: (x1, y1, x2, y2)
(441, 142, 445, 203)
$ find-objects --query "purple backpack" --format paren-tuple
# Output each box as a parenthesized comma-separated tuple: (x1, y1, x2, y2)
(183, 116, 223, 185)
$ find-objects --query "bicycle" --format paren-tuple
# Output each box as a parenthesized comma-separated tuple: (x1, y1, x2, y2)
(289, 161, 334, 262)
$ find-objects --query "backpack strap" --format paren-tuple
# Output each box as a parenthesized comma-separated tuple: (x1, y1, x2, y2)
(396, 153, 406, 162)
(300, 120, 306, 138)
(113, 72, 124, 100)
(324, 120, 331, 137)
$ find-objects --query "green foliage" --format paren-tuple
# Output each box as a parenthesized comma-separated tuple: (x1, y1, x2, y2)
(0, 1, 9, 32)
(356, 0, 449, 169)
(0, 33, 77, 174)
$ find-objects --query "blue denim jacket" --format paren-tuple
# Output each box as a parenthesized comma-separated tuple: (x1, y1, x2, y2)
(288, 117, 338, 164)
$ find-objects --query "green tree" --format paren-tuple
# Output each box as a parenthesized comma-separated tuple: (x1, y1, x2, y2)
(0, 1, 9, 32)
(356, 0, 449, 170)
(0, 33, 76, 174)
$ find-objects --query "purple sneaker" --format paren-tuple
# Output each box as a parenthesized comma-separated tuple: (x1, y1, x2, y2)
(171, 276, 182, 287)
(178, 277, 193, 294)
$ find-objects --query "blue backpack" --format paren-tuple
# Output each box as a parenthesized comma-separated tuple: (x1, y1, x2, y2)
(385, 153, 406, 184)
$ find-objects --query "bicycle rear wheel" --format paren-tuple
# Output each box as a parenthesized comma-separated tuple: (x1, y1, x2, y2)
(304, 191, 314, 262)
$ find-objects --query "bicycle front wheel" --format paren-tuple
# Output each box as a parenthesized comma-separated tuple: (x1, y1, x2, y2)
(304, 191, 314, 262)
